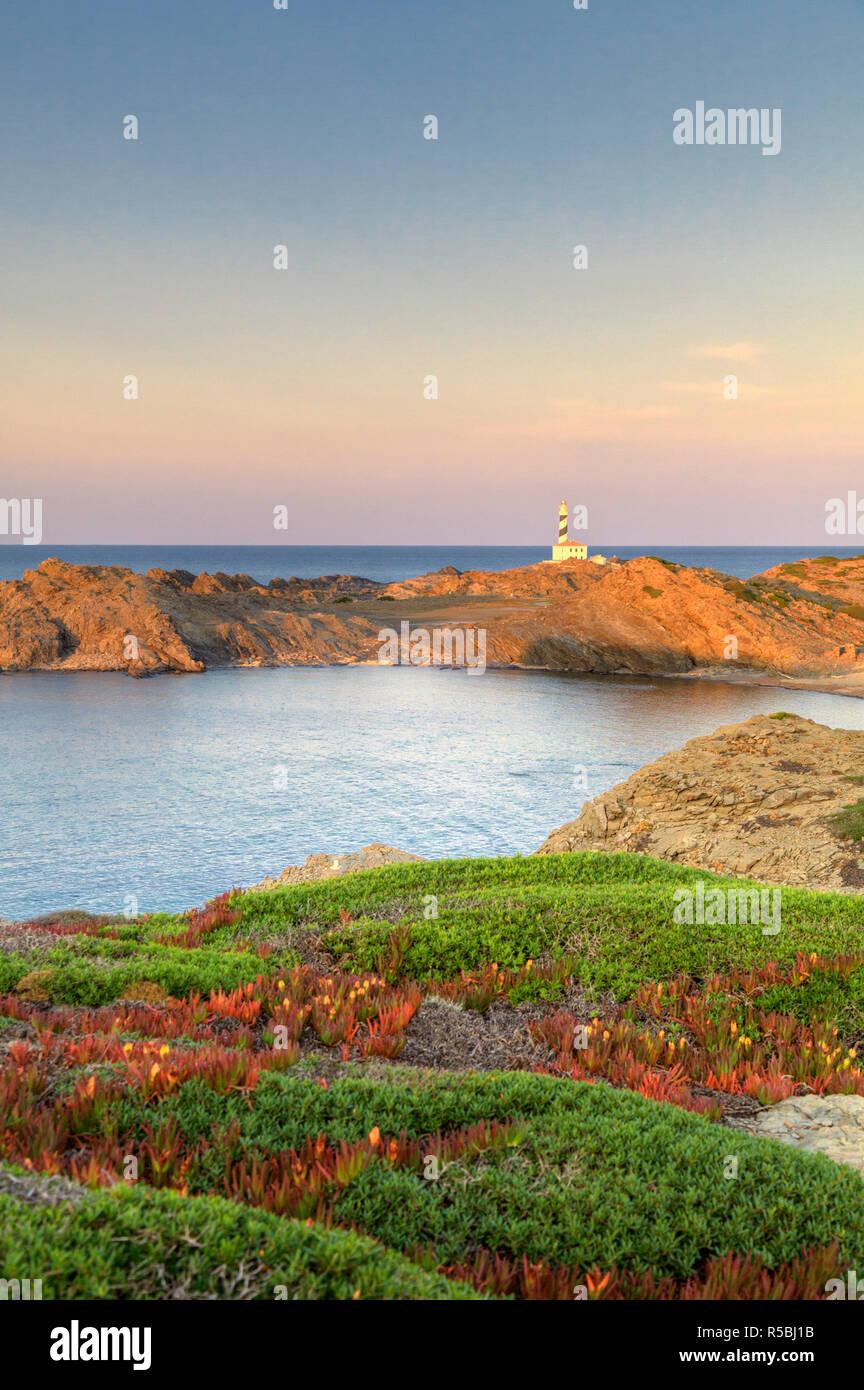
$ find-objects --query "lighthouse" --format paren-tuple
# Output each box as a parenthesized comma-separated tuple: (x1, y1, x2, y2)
(552, 499, 588, 563)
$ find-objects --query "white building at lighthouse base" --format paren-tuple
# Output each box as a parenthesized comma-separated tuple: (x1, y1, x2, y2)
(551, 542, 588, 562)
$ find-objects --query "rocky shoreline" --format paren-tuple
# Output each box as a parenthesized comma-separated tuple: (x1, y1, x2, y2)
(537, 712, 864, 892)
(4, 552, 864, 695)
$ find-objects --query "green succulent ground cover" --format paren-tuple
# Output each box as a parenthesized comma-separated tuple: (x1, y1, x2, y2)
(6, 852, 864, 1008)
(0, 1176, 477, 1300)
(97, 1067, 864, 1278)
(239, 854, 864, 999)
(0, 939, 271, 1005)
(4, 1064, 864, 1297)
(4, 852, 864, 1299)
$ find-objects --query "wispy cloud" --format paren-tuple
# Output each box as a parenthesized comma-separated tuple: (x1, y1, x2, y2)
(690, 342, 766, 363)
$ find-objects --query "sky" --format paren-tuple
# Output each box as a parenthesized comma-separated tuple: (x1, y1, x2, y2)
(0, 0, 861, 545)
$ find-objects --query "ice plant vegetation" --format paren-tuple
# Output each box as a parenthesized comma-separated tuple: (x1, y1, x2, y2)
(2, 855, 864, 1299)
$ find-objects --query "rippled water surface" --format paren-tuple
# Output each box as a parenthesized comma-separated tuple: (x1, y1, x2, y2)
(3, 668, 864, 918)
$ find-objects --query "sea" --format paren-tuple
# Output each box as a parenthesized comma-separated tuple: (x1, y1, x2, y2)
(2, 542, 864, 919)
(2, 543, 862, 585)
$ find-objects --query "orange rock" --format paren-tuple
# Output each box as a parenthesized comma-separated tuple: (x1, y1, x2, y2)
(2, 553, 864, 690)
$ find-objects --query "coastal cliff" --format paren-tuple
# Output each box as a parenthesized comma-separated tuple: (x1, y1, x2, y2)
(536, 713, 864, 891)
(3, 552, 864, 691)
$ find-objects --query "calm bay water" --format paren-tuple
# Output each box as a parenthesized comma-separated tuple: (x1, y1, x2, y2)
(3, 666, 864, 919)
(4, 542, 864, 918)
(2, 543, 863, 585)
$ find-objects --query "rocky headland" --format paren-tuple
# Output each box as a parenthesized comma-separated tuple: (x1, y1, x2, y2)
(537, 712, 864, 892)
(4, 551, 864, 693)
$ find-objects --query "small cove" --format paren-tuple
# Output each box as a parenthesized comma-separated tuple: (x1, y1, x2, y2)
(3, 666, 864, 918)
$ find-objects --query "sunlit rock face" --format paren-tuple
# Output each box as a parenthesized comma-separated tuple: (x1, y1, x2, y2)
(3, 553, 864, 685)
(537, 713, 864, 893)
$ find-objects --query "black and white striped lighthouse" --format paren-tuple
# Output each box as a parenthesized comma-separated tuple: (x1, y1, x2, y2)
(552, 498, 588, 563)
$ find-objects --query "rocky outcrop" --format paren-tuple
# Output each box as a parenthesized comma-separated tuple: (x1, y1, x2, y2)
(249, 843, 424, 891)
(0, 560, 387, 675)
(536, 714, 864, 891)
(728, 1094, 864, 1174)
(5, 553, 864, 688)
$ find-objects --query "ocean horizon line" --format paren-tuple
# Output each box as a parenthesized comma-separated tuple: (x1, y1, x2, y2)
(3, 541, 863, 586)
